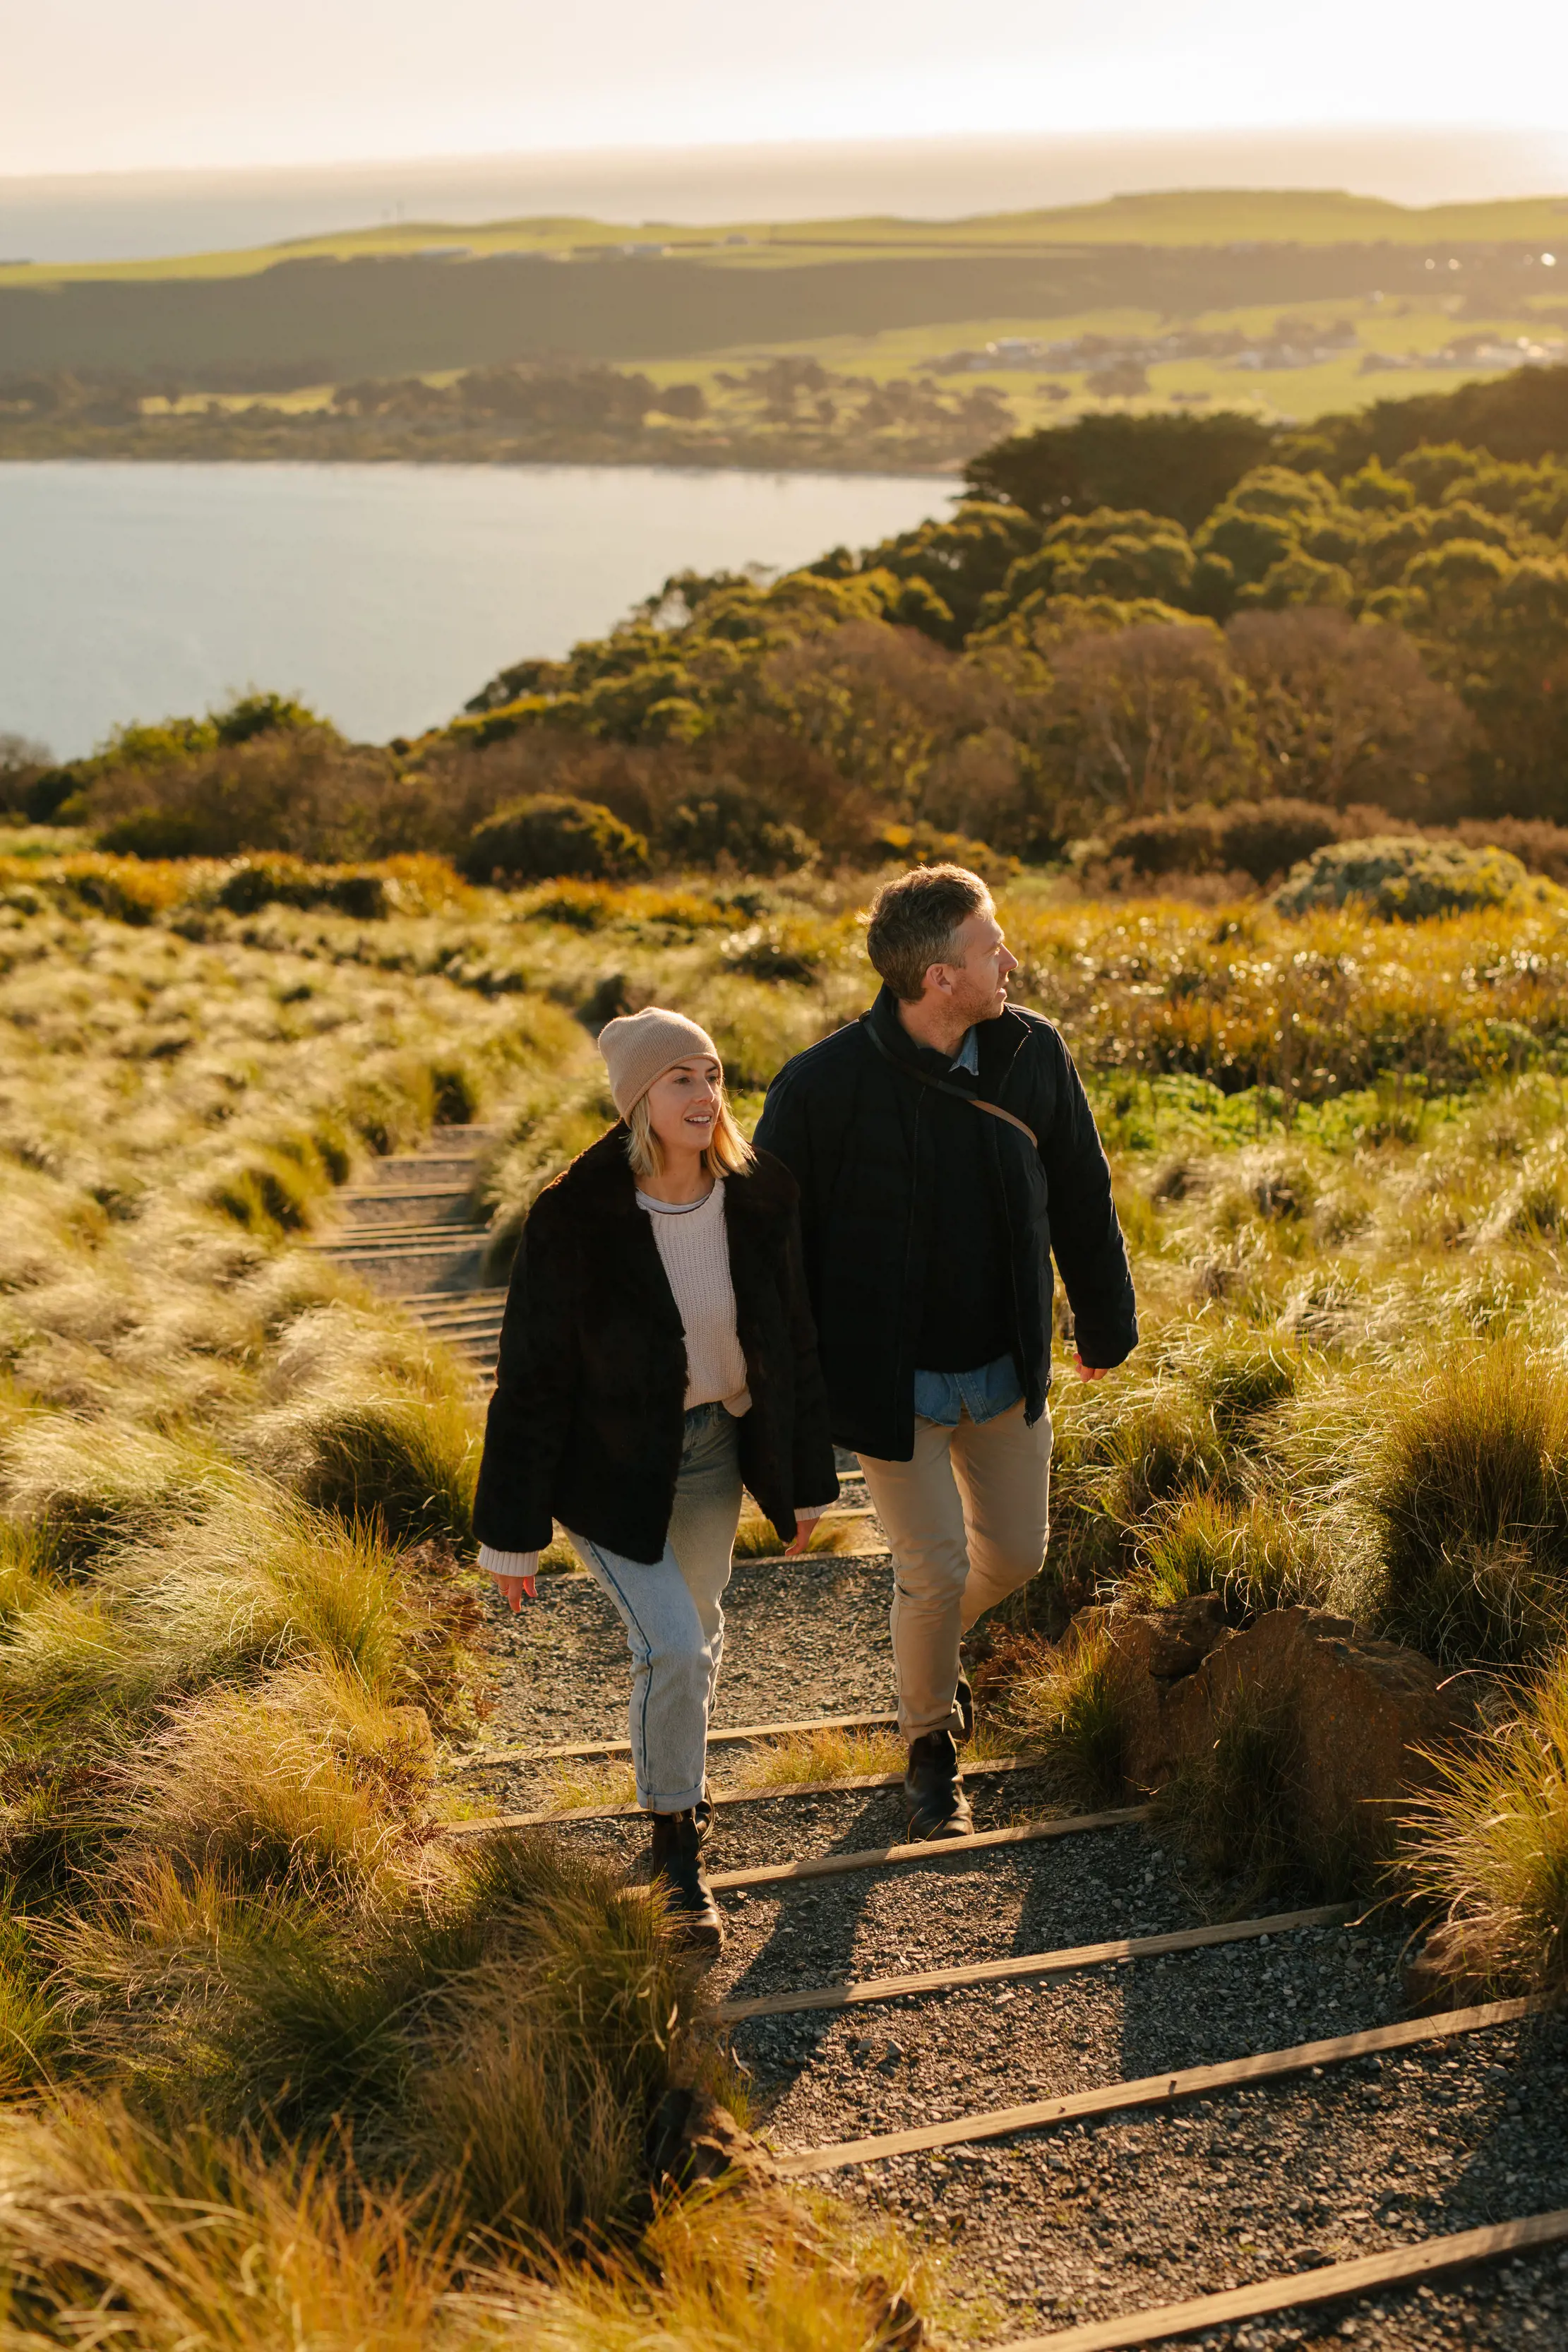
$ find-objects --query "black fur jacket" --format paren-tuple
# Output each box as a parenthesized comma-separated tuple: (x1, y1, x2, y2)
(472, 1126, 839, 1564)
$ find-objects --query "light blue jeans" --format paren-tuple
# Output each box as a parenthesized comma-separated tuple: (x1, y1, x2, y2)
(568, 1403, 743, 1814)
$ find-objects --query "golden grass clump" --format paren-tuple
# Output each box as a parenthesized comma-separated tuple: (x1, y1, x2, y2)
(1130, 1488, 1327, 1618)
(0, 2096, 928, 2352)
(1369, 1336, 1568, 1665)
(1396, 1646, 1568, 1995)
(1001, 1622, 1125, 1809)
(122, 1666, 433, 1906)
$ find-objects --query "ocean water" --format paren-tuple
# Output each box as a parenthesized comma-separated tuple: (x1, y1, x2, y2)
(0, 460, 950, 759)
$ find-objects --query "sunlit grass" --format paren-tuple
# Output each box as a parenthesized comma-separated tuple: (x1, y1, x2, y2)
(14, 861, 1568, 2329)
(731, 1508, 861, 1559)
(1396, 1647, 1568, 1994)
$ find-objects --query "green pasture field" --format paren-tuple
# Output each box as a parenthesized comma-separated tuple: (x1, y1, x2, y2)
(121, 287, 1568, 442)
(4, 184, 1565, 393)
(5, 184, 1568, 293)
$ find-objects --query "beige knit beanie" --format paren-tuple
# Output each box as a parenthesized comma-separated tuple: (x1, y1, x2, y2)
(598, 1007, 721, 1118)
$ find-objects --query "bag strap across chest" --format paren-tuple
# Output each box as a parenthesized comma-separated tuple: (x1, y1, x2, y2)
(861, 1017, 1039, 1150)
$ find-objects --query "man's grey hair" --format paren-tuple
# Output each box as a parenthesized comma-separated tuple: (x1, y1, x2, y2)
(865, 864, 991, 1003)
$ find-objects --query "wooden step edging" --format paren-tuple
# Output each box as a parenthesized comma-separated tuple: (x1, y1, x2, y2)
(450, 1709, 901, 1769)
(777, 1995, 1541, 2175)
(713, 1902, 1351, 2024)
(991, 2205, 1568, 2352)
(705, 1806, 1149, 1893)
(435, 1754, 1046, 1830)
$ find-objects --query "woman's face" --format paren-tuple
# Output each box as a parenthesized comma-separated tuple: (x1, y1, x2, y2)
(644, 1056, 723, 1160)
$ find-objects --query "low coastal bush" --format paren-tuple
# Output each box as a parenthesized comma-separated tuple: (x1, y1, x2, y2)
(1273, 835, 1533, 919)
(463, 794, 650, 883)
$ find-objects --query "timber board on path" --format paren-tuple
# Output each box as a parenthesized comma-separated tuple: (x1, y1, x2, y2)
(343, 1127, 1568, 2348)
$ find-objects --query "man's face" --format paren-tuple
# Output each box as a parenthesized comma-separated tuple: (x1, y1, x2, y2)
(941, 905, 1019, 1022)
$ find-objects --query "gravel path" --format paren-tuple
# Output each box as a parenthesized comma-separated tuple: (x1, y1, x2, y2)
(472, 1543, 898, 1767)
(366, 1136, 1567, 2351)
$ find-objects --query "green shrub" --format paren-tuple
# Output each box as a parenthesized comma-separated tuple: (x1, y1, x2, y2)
(661, 783, 815, 874)
(96, 809, 214, 859)
(214, 856, 390, 917)
(1102, 799, 1342, 885)
(1370, 1340, 1568, 1665)
(875, 820, 1019, 884)
(1274, 835, 1531, 919)
(463, 796, 650, 883)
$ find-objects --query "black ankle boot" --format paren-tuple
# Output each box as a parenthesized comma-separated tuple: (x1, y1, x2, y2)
(954, 1670, 974, 1744)
(650, 1810, 724, 1953)
(693, 1780, 713, 1847)
(904, 1729, 974, 1841)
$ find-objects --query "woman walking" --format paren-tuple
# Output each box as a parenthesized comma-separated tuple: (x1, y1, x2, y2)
(474, 1008, 838, 1952)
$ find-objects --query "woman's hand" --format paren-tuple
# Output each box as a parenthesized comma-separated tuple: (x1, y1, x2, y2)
(784, 1510, 825, 1558)
(481, 1548, 541, 1611)
(1076, 1354, 1108, 1383)
(491, 1570, 537, 1611)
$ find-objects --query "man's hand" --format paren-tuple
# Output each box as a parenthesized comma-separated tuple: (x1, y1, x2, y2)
(1076, 1354, 1108, 1382)
(489, 1570, 537, 1611)
(784, 1510, 825, 1558)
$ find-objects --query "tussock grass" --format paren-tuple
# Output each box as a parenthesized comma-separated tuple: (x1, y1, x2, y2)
(0, 2101, 460, 2352)
(123, 1665, 432, 1906)
(0, 2099, 928, 2352)
(1130, 1488, 1328, 1617)
(1, 1418, 241, 1575)
(1002, 1623, 1125, 1808)
(1396, 1648, 1568, 1995)
(268, 1388, 480, 1546)
(1370, 1337, 1568, 1665)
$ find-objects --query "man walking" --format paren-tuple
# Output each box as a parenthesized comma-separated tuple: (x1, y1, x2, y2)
(754, 865, 1137, 1838)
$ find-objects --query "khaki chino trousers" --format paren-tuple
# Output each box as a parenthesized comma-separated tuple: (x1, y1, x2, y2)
(858, 1399, 1053, 1742)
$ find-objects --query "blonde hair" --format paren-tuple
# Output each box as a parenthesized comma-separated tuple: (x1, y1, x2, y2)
(625, 1085, 753, 1181)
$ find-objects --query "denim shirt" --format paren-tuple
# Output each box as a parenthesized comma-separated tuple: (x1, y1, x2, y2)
(910, 1025, 1024, 1426)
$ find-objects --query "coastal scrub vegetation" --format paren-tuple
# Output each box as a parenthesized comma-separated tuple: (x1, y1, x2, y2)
(12, 372, 1568, 897)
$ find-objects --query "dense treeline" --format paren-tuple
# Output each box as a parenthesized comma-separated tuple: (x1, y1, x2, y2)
(9, 366, 1568, 880)
(0, 357, 1012, 473)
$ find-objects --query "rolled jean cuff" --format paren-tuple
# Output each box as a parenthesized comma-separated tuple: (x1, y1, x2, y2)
(642, 1780, 707, 1815)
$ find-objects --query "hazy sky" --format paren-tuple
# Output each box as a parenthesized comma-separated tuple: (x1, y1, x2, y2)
(6, 0, 1567, 181)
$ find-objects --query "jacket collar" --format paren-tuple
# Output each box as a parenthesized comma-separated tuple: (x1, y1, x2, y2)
(866, 984, 1029, 1092)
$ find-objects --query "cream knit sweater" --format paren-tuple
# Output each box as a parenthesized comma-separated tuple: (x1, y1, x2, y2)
(478, 1179, 748, 1583)
(638, 1180, 750, 1413)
